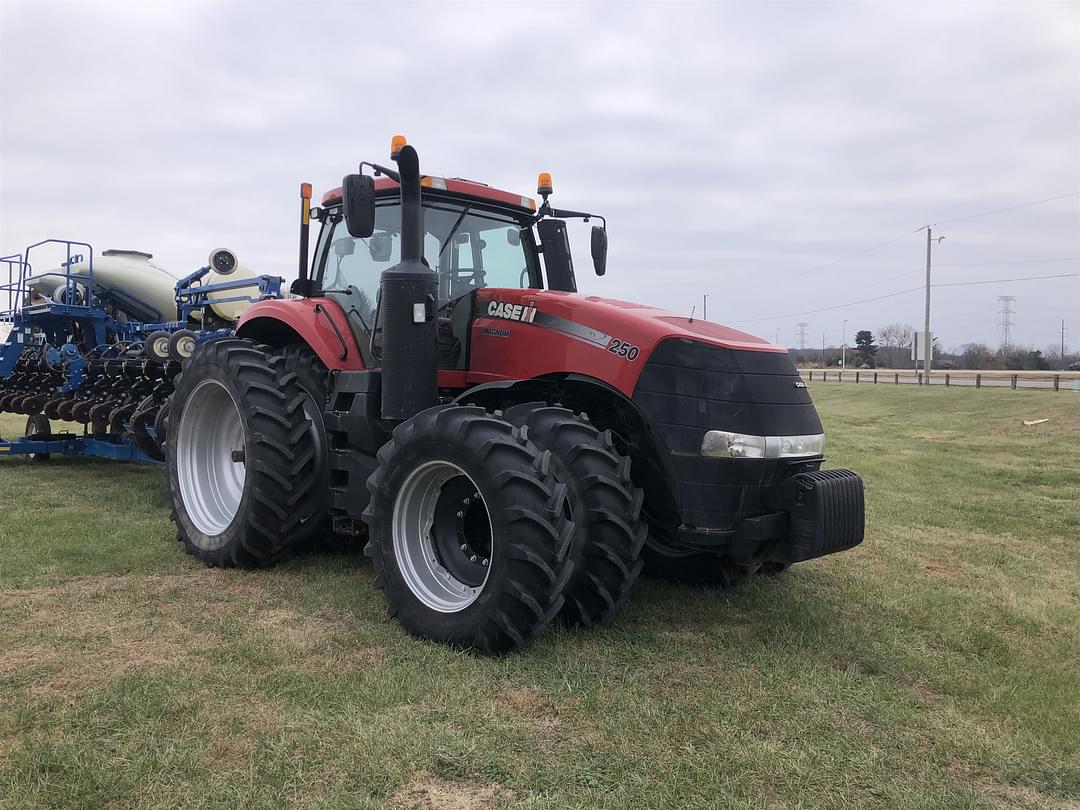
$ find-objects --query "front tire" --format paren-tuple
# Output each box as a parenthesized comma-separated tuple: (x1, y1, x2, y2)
(503, 403, 646, 627)
(166, 338, 321, 567)
(363, 405, 574, 653)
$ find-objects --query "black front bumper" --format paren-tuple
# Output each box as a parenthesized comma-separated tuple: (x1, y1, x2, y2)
(677, 468, 865, 564)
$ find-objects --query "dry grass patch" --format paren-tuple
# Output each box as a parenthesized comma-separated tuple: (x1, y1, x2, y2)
(388, 773, 504, 810)
(253, 607, 342, 652)
(496, 686, 560, 730)
(923, 558, 964, 579)
(0, 573, 227, 698)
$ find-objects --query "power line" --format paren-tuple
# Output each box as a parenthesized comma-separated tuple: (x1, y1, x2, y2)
(932, 272, 1080, 288)
(932, 191, 1080, 227)
(730, 286, 924, 324)
(766, 193, 1077, 287)
(780, 227, 925, 282)
(933, 257, 1079, 267)
(731, 273, 1079, 324)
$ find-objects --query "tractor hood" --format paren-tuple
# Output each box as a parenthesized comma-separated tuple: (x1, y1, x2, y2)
(549, 292, 782, 354)
(469, 288, 788, 398)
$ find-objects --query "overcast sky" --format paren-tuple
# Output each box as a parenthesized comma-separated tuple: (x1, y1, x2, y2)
(2, 1, 1077, 353)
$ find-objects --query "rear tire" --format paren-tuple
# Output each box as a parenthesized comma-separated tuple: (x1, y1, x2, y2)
(273, 344, 349, 554)
(363, 404, 574, 653)
(503, 403, 645, 627)
(166, 338, 321, 567)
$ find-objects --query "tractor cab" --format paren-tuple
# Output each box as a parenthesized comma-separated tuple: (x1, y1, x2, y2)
(310, 180, 544, 368)
(304, 167, 606, 370)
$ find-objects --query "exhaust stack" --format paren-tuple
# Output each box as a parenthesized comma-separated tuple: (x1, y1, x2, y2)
(379, 138, 438, 421)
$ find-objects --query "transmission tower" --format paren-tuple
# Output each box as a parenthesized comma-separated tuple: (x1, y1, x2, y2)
(997, 296, 1016, 353)
(796, 322, 809, 351)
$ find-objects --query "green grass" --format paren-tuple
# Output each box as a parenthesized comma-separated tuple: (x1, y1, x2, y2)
(1, 386, 1078, 809)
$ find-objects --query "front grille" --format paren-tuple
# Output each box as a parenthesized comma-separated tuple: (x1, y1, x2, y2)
(632, 338, 824, 531)
(633, 338, 822, 450)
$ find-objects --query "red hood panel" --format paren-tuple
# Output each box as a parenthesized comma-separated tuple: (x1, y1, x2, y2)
(468, 289, 785, 397)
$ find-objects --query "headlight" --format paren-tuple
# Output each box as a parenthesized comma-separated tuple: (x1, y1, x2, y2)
(701, 431, 824, 459)
(701, 431, 767, 459)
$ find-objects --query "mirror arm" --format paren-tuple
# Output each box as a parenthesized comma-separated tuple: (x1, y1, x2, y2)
(360, 161, 400, 183)
(543, 207, 606, 229)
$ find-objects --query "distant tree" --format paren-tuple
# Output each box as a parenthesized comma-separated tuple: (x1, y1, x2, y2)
(960, 343, 995, 369)
(854, 330, 878, 366)
(878, 323, 914, 368)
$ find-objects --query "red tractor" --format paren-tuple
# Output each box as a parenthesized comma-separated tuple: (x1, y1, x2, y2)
(165, 137, 864, 653)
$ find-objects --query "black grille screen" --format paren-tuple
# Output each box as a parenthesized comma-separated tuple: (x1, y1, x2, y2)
(632, 338, 824, 531)
(634, 338, 822, 450)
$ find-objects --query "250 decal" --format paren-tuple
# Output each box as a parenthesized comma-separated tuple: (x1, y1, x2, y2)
(607, 338, 640, 361)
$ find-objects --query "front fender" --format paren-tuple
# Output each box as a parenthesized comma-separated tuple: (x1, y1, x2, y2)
(236, 298, 364, 371)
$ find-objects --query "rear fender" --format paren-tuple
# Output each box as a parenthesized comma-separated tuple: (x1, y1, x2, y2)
(236, 298, 364, 370)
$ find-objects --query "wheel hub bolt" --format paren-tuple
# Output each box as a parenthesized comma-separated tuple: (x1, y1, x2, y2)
(469, 555, 477, 563)
(473, 491, 480, 499)
(482, 559, 489, 567)
(460, 544, 468, 551)
(462, 497, 471, 505)
(456, 510, 464, 518)
(230, 449, 245, 463)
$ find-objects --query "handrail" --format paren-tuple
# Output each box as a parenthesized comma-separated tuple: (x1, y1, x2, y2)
(23, 239, 94, 316)
(0, 253, 27, 320)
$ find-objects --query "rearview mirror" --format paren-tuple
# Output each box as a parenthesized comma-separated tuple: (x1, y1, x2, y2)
(591, 225, 608, 276)
(333, 239, 355, 258)
(369, 234, 393, 262)
(342, 174, 376, 238)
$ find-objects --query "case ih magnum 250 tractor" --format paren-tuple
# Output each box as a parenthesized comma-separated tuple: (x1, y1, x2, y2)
(166, 137, 864, 652)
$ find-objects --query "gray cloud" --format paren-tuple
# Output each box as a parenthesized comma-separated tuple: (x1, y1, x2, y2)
(2, 0, 1077, 352)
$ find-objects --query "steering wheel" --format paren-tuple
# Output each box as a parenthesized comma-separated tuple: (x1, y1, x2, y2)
(450, 268, 487, 289)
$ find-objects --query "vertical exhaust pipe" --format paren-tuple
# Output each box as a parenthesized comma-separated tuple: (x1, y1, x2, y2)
(379, 138, 439, 421)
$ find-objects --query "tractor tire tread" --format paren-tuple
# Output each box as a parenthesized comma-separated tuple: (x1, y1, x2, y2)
(166, 338, 320, 568)
(363, 404, 573, 653)
(502, 402, 646, 628)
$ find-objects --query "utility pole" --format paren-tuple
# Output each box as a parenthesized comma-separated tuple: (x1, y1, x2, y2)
(796, 322, 809, 351)
(998, 296, 1016, 353)
(775, 327, 781, 346)
(821, 332, 826, 366)
(702, 294, 708, 321)
(1062, 319, 1066, 364)
(842, 318, 848, 369)
(921, 226, 945, 377)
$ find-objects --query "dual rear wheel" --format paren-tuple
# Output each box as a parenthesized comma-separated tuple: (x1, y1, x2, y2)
(166, 339, 324, 567)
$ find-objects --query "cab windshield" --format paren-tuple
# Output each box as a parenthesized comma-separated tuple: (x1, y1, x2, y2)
(316, 200, 537, 326)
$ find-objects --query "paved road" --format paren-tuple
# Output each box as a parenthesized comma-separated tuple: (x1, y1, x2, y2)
(799, 369, 1080, 392)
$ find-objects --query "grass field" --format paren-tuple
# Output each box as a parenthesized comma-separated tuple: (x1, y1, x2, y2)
(1, 386, 1078, 809)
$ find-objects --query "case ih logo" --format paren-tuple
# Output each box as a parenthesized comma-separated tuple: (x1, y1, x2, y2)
(487, 301, 538, 323)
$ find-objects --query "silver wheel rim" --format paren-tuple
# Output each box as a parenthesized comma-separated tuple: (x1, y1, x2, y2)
(175, 378, 246, 544)
(392, 460, 492, 613)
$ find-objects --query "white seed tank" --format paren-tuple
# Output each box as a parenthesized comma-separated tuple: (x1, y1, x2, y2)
(26, 248, 260, 323)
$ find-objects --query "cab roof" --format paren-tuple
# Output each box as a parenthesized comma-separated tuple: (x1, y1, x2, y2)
(320, 176, 537, 212)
